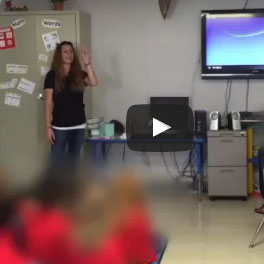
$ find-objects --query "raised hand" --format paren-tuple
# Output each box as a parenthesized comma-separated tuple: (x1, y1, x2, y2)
(82, 46, 92, 65)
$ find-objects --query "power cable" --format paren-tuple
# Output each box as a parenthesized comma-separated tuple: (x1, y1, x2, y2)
(243, 0, 249, 9)
(246, 79, 250, 112)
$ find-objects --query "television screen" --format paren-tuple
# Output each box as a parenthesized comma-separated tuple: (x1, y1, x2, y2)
(201, 9, 264, 79)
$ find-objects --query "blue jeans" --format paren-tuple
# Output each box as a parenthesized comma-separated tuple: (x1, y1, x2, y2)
(50, 129, 85, 166)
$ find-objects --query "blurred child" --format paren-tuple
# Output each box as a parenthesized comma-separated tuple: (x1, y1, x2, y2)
(17, 166, 128, 264)
(110, 171, 158, 264)
(0, 169, 37, 264)
(0, 167, 158, 264)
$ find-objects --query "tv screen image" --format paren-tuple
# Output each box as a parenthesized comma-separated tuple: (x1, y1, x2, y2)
(201, 9, 264, 79)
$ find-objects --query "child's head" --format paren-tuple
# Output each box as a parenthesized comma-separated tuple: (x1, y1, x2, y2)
(71, 183, 113, 248)
(32, 165, 114, 249)
(111, 171, 145, 208)
(0, 168, 18, 226)
(31, 165, 87, 209)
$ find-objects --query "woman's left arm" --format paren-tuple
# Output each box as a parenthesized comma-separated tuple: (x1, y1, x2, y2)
(82, 47, 98, 87)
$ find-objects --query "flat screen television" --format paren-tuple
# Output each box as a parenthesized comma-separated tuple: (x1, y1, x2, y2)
(201, 9, 264, 79)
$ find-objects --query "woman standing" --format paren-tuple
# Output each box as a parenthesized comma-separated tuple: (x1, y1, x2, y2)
(44, 41, 97, 165)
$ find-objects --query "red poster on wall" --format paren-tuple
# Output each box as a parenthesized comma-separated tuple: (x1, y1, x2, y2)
(0, 27, 16, 50)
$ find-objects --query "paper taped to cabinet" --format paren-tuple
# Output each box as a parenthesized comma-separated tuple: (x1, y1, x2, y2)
(11, 18, 26, 29)
(0, 79, 18, 89)
(38, 54, 48, 62)
(6, 64, 28, 74)
(42, 31, 61, 52)
(42, 19, 61, 29)
(5, 92, 21, 107)
(17, 78, 36, 94)
(0, 27, 16, 50)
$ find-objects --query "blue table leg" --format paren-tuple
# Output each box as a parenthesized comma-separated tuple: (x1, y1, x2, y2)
(196, 142, 203, 201)
(92, 142, 97, 160)
(102, 142, 106, 159)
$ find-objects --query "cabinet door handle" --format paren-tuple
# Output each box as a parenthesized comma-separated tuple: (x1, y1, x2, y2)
(220, 133, 234, 136)
(220, 169, 234, 173)
(37, 93, 45, 100)
(220, 139, 234, 143)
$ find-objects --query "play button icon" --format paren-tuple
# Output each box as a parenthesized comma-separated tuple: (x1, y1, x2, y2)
(126, 104, 194, 152)
(153, 118, 171, 137)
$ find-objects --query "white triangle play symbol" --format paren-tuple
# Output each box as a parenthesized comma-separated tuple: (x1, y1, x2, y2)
(153, 118, 171, 137)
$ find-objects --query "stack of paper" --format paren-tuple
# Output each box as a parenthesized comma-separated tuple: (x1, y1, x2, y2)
(87, 117, 103, 137)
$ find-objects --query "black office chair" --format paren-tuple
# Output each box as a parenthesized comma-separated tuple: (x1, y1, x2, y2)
(249, 148, 264, 248)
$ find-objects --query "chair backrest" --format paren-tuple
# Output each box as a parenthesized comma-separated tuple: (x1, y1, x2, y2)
(258, 149, 264, 198)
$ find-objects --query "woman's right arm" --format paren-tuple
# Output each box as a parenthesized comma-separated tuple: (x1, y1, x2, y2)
(45, 89, 55, 144)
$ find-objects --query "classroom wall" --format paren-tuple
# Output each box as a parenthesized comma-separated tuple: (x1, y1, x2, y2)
(1, 0, 264, 178)
(65, 0, 264, 120)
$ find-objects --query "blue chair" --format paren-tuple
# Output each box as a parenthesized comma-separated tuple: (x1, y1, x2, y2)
(249, 148, 264, 248)
(152, 236, 167, 264)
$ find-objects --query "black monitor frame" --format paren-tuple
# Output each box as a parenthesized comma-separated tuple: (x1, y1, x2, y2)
(150, 97, 189, 106)
(201, 9, 264, 79)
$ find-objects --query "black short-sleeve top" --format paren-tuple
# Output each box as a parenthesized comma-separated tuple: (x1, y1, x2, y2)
(44, 70, 86, 127)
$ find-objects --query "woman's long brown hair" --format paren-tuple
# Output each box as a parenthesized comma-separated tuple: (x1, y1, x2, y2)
(51, 41, 86, 93)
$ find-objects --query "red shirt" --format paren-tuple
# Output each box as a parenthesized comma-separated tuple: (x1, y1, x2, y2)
(17, 201, 127, 264)
(0, 228, 33, 264)
(17, 201, 157, 264)
(119, 206, 157, 263)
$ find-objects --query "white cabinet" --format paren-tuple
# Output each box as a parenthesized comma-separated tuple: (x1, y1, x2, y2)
(207, 130, 247, 198)
(0, 11, 91, 184)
